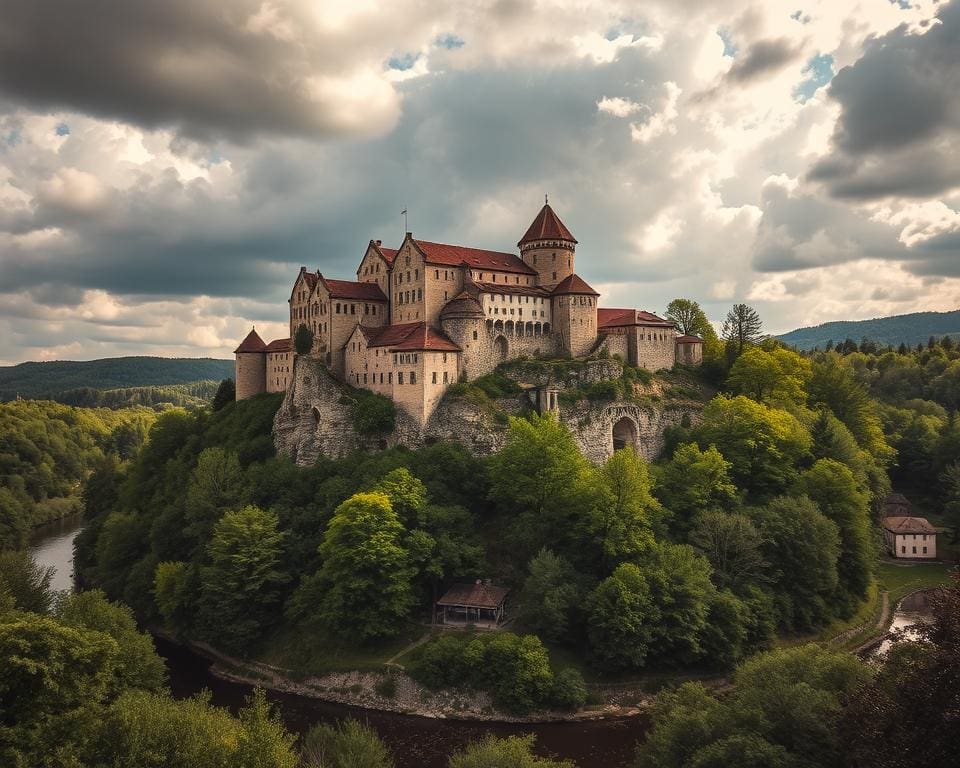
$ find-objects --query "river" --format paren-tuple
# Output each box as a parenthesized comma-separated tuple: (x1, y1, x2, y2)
(29, 514, 646, 768)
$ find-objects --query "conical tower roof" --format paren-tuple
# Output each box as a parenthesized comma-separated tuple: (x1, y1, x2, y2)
(518, 203, 577, 246)
(234, 327, 267, 354)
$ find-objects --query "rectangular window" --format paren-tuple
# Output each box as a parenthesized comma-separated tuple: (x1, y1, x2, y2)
(388, 372, 392, 383)
(473, 330, 478, 340)
(923, 547, 928, 554)
(432, 371, 437, 384)
(418, 289, 423, 301)
(443, 371, 449, 384)
(398, 372, 404, 384)
(410, 372, 416, 384)
(901, 545, 906, 553)
(442, 353, 447, 363)
(913, 546, 917, 554)
(435, 269, 439, 279)
(351, 304, 356, 314)
(363, 373, 367, 384)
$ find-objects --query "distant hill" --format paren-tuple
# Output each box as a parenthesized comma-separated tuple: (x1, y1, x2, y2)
(0, 356, 234, 402)
(776, 310, 960, 351)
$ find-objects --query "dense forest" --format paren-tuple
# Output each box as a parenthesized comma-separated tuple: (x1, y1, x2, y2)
(53, 380, 222, 410)
(2, 300, 958, 767)
(0, 356, 233, 401)
(0, 401, 157, 549)
(776, 309, 960, 350)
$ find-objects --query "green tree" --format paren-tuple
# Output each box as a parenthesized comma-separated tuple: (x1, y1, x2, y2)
(722, 304, 763, 360)
(695, 396, 811, 498)
(211, 378, 236, 411)
(550, 667, 588, 710)
(487, 414, 594, 561)
(449, 735, 576, 768)
(234, 688, 299, 768)
(809, 354, 893, 462)
(653, 443, 737, 538)
(369, 467, 427, 526)
(517, 549, 583, 643)
(689, 511, 766, 592)
(54, 589, 166, 696)
(0, 487, 28, 551)
(153, 560, 191, 633)
(638, 644, 870, 768)
(746, 497, 840, 630)
(940, 462, 960, 542)
(726, 347, 811, 406)
(0, 613, 118, 764)
(185, 447, 243, 542)
(795, 459, 873, 615)
(313, 491, 414, 640)
(294, 323, 314, 356)
(589, 447, 660, 568)
(198, 505, 289, 652)
(666, 299, 718, 342)
(586, 562, 656, 670)
(0, 550, 54, 614)
(301, 719, 394, 768)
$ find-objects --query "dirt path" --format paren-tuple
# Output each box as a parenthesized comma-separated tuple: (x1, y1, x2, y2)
(828, 590, 890, 647)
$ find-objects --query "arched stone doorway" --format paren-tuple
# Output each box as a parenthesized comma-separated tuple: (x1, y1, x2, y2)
(494, 335, 508, 360)
(612, 417, 638, 452)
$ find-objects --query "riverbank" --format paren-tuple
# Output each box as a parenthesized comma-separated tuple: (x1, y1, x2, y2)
(165, 632, 653, 723)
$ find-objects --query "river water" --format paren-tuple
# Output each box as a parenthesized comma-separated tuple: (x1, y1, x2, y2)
(29, 515, 646, 768)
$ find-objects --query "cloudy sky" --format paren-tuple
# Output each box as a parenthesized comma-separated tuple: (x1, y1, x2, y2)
(1, 0, 959, 364)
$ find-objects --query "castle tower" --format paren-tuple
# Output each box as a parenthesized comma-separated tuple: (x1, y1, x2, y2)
(439, 279, 486, 381)
(518, 202, 578, 289)
(234, 327, 267, 400)
(552, 274, 600, 357)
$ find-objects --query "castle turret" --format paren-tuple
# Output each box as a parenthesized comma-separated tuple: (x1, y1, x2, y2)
(440, 283, 486, 381)
(552, 274, 599, 357)
(519, 202, 577, 289)
(234, 327, 267, 400)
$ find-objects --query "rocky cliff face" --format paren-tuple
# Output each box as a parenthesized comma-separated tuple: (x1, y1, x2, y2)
(274, 356, 704, 465)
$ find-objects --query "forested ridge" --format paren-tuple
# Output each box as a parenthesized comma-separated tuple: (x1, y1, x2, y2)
(0, 356, 233, 401)
(0, 400, 157, 549)
(2, 300, 958, 767)
(776, 309, 960, 350)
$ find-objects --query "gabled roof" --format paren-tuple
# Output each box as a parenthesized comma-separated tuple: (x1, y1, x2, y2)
(366, 240, 399, 266)
(598, 308, 674, 329)
(265, 337, 292, 353)
(412, 239, 536, 275)
(552, 273, 599, 296)
(519, 203, 577, 245)
(883, 516, 937, 535)
(436, 582, 509, 609)
(475, 281, 552, 298)
(366, 322, 461, 352)
(234, 328, 267, 354)
(676, 334, 704, 344)
(320, 277, 388, 302)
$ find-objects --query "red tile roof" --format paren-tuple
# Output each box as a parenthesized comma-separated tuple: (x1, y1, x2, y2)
(519, 203, 577, 245)
(436, 582, 509, 609)
(265, 337, 292, 353)
(598, 308, 674, 328)
(552, 273, 599, 296)
(676, 334, 704, 344)
(883, 516, 938, 535)
(413, 239, 536, 275)
(370, 240, 399, 265)
(440, 292, 485, 319)
(234, 328, 267, 354)
(367, 322, 461, 352)
(321, 277, 388, 302)
(475, 281, 552, 298)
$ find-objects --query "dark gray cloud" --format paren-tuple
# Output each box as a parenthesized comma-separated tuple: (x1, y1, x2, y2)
(809, 0, 960, 199)
(727, 38, 804, 82)
(0, 0, 399, 141)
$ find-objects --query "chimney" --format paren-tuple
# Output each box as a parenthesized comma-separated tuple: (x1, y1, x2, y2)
(375, 239, 382, 246)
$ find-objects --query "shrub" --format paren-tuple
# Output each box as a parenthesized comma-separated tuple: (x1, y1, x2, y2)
(374, 674, 397, 699)
(294, 324, 314, 356)
(550, 668, 588, 710)
(345, 390, 397, 435)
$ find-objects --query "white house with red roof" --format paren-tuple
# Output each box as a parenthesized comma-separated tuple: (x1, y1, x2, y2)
(235, 203, 703, 422)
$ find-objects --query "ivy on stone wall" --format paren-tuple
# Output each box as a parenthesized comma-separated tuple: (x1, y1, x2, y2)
(341, 389, 396, 435)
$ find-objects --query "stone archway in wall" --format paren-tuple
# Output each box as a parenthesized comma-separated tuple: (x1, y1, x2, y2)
(612, 416, 638, 452)
(494, 335, 508, 360)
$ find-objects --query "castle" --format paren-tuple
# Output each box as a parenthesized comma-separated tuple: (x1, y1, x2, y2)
(234, 203, 702, 424)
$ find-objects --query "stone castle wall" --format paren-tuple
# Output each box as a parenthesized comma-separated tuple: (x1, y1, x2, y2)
(235, 352, 266, 400)
(275, 355, 702, 466)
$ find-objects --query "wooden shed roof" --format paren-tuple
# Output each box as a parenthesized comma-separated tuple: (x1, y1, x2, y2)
(436, 582, 509, 609)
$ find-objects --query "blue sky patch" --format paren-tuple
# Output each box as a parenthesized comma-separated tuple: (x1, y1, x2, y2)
(387, 52, 420, 71)
(435, 33, 464, 50)
(794, 53, 834, 101)
(55, 122, 70, 136)
(718, 28, 738, 57)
